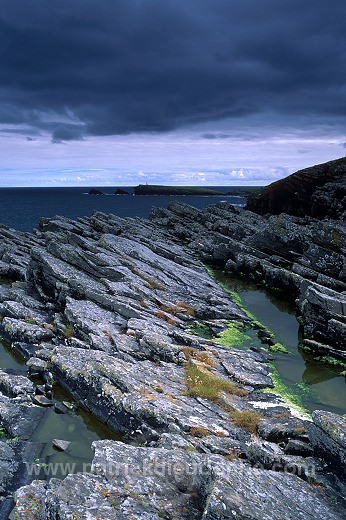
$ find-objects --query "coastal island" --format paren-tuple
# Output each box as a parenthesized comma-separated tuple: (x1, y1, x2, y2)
(0, 158, 345, 519)
(88, 188, 104, 195)
(134, 184, 223, 195)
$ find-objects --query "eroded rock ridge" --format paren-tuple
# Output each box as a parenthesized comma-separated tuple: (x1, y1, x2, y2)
(0, 206, 344, 519)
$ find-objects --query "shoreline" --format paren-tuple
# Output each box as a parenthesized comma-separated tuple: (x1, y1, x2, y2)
(0, 202, 345, 518)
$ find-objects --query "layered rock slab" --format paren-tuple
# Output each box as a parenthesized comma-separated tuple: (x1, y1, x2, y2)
(149, 200, 346, 353)
(49, 345, 253, 440)
(11, 442, 343, 520)
(0, 205, 344, 518)
(307, 411, 346, 477)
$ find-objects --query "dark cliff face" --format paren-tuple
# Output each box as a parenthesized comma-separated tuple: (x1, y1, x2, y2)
(246, 157, 346, 220)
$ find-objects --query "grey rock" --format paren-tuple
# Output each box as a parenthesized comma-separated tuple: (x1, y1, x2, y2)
(31, 395, 54, 407)
(28, 246, 107, 305)
(42, 371, 53, 384)
(1, 317, 54, 344)
(0, 201, 345, 515)
(155, 433, 194, 451)
(26, 356, 48, 375)
(150, 198, 346, 353)
(61, 401, 75, 411)
(54, 402, 67, 414)
(49, 346, 238, 439)
(199, 436, 245, 457)
(0, 300, 50, 323)
(220, 348, 274, 389)
(284, 439, 314, 456)
(139, 332, 181, 364)
(0, 441, 17, 493)
(11, 441, 344, 520)
(10, 342, 39, 360)
(0, 369, 35, 397)
(247, 391, 292, 417)
(0, 283, 12, 302)
(298, 283, 346, 351)
(35, 384, 46, 395)
(258, 416, 309, 442)
(246, 439, 320, 479)
(52, 439, 71, 451)
(307, 411, 346, 477)
(0, 395, 46, 439)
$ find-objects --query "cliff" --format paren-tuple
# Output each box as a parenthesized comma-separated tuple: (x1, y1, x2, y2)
(246, 157, 346, 219)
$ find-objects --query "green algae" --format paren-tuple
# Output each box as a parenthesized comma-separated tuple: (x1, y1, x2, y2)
(314, 356, 346, 368)
(269, 342, 289, 354)
(217, 278, 289, 351)
(203, 264, 316, 415)
(215, 277, 267, 328)
(187, 321, 213, 339)
(263, 364, 312, 418)
(216, 322, 251, 347)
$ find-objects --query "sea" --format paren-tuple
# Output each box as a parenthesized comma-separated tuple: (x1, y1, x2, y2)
(0, 186, 251, 232)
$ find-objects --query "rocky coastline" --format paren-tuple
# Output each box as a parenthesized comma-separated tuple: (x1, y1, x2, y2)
(0, 169, 345, 517)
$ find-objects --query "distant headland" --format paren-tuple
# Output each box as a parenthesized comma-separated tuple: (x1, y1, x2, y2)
(87, 185, 260, 196)
(133, 184, 222, 195)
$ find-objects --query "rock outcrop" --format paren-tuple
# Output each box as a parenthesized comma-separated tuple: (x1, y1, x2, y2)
(12, 441, 343, 520)
(149, 201, 346, 357)
(88, 188, 104, 195)
(0, 208, 344, 518)
(307, 411, 346, 477)
(246, 157, 346, 220)
(114, 188, 130, 195)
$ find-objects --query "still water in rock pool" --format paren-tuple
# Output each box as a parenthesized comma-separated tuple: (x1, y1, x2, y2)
(1, 272, 345, 481)
(214, 272, 346, 416)
(0, 340, 122, 479)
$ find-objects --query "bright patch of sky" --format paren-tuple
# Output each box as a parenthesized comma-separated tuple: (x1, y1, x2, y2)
(0, 122, 343, 187)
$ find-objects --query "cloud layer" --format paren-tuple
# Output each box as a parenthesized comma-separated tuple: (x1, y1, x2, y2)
(0, 0, 345, 141)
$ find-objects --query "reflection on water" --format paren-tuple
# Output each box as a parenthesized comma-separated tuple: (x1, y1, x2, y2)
(214, 272, 346, 416)
(29, 401, 122, 476)
(0, 338, 121, 478)
(301, 360, 342, 386)
(0, 341, 27, 370)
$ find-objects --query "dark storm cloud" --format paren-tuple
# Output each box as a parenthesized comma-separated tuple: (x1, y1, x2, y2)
(51, 124, 85, 143)
(1, 127, 39, 136)
(0, 0, 345, 139)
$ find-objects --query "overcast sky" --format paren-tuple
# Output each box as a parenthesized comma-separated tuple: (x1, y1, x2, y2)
(0, 0, 345, 187)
